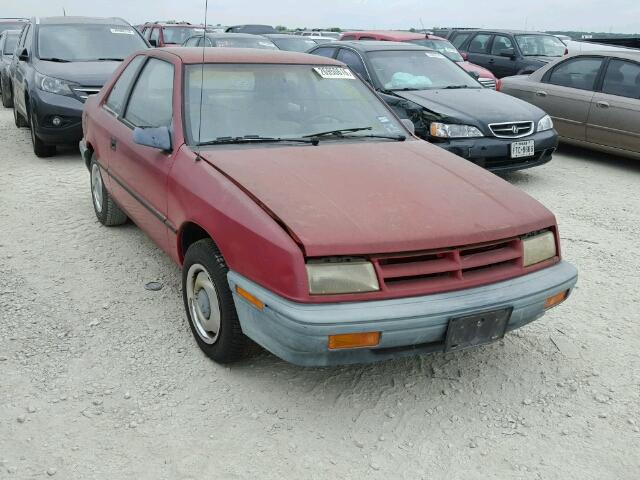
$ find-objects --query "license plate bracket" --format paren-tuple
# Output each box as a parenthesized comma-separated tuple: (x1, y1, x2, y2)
(445, 308, 512, 352)
(511, 140, 535, 158)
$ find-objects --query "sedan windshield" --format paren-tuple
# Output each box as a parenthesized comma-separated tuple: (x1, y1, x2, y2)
(37, 24, 147, 62)
(368, 50, 481, 91)
(212, 37, 277, 49)
(163, 27, 205, 44)
(407, 39, 464, 62)
(184, 64, 405, 144)
(270, 37, 318, 52)
(516, 34, 566, 57)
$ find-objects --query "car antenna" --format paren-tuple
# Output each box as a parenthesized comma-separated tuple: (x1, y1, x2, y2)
(195, 0, 209, 161)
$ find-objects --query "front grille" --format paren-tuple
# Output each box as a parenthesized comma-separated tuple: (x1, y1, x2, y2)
(489, 121, 534, 139)
(72, 87, 101, 102)
(371, 237, 525, 296)
(478, 78, 497, 89)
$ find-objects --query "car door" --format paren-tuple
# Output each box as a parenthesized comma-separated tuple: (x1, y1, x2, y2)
(534, 56, 605, 140)
(109, 57, 177, 252)
(335, 48, 371, 83)
(489, 34, 518, 78)
(12, 23, 31, 116)
(465, 33, 494, 71)
(587, 58, 640, 153)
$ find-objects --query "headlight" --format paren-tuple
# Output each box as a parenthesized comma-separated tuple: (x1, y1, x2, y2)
(537, 115, 554, 132)
(35, 72, 74, 95)
(306, 258, 379, 295)
(522, 230, 557, 267)
(430, 122, 484, 139)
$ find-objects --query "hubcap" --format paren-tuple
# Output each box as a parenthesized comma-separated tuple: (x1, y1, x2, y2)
(91, 163, 103, 213)
(186, 264, 221, 344)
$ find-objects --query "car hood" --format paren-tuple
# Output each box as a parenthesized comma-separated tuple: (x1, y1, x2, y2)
(199, 141, 555, 257)
(392, 88, 545, 128)
(457, 61, 495, 79)
(34, 59, 121, 86)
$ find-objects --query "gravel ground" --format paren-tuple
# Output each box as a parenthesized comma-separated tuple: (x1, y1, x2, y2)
(1, 106, 639, 480)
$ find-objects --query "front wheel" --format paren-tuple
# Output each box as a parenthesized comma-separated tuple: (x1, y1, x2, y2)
(182, 239, 247, 363)
(29, 105, 56, 157)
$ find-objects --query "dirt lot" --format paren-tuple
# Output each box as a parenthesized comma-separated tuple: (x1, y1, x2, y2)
(0, 106, 639, 480)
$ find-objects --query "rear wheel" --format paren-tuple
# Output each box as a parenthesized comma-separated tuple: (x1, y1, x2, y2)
(29, 105, 56, 157)
(182, 238, 247, 363)
(90, 156, 128, 226)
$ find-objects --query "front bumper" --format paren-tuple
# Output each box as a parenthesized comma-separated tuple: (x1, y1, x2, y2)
(433, 129, 558, 173)
(30, 89, 84, 145)
(228, 261, 578, 367)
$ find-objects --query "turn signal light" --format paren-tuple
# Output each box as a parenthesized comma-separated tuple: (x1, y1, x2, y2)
(544, 290, 568, 310)
(328, 332, 380, 350)
(235, 286, 264, 310)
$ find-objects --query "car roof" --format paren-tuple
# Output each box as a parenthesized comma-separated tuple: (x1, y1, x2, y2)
(341, 30, 446, 41)
(160, 47, 344, 65)
(143, 21, 200, 27)
(569, 50, 640, 61)
(201, 33, 267, 39)
(326, 40, 431, 52)
(264, 34, 313, 39)
(452, 28, 552, 36)
(37, 16, 131, 25)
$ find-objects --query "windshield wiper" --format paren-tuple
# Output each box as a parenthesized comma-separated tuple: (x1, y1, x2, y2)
(197, 135, 319, 146)
(389, 87, 424, 92)
(443, 85, 471, 89)
(303, 126, 372, 138)
(96, 57, 125, 61)
(39, 57, 70, 63)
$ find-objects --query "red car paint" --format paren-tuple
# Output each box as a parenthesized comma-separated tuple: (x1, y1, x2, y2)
(83, 48, 559, 305)
(339, 31, 499, 86)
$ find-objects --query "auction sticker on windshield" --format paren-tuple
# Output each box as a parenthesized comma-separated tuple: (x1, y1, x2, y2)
(110, 28, 135, 35)
(313, 67, 356, 79)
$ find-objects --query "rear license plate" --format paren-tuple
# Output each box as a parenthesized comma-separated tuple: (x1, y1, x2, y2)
(511, 140, 535, 158)
(445, 308, 512, 352)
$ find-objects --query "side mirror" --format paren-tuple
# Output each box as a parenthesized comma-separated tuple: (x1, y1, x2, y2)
(133, 126, 172, 151)
(460, 52, 469, 61)
(500, 49, 516, 59)
(401, 118, 416, 135)
(18, 48, 28, 61)
(148, 39, 157, 47)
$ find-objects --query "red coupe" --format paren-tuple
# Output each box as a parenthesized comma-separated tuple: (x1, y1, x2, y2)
(80, 48, 577, 366)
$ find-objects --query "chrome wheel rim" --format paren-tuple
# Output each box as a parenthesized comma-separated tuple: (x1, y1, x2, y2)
(91, 163, 103, 213)
(186, 263, 221, 344)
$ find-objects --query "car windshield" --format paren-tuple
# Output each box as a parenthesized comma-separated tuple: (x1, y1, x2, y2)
(516, 34, 566, 57)
(2, 33, 19, 54)
(37, 24, 146, 62)
(270, 37, 318, 52)
(212, 37, 277, 49)
(368, 50, 481, 91)
(407, 39, 464, 62)
(163, 27, 205, 44)
(184, 64, 405, 144)
(0, 23, 24, 35)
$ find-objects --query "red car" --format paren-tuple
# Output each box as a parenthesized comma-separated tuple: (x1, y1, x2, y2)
(80, 48, 576, 366)
(140, 21, 210, 47)
(340, 31, 501, 89)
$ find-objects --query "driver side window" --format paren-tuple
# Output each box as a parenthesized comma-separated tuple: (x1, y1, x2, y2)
(491, 35, 514, 55)
(124, 58, 174, 128)
(336, 49, 368, 81)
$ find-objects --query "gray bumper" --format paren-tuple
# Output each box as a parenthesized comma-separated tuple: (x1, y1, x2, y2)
(228, 261, 578, 367)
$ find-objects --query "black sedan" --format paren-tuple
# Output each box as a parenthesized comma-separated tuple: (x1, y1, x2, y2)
(308, 41, 558, 173)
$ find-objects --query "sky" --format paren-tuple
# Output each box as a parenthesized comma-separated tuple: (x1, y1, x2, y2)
(3, 0, 640, 33)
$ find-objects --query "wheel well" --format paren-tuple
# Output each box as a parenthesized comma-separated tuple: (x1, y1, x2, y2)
(84, 141, 95, 169)
(179, 222, 212, 261)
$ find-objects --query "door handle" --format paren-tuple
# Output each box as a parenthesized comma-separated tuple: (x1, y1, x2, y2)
(535, 90, 548, 97)
(596, 101, 610, 108)
(488, 58, 495, 63)
(110, 137, 117, 150)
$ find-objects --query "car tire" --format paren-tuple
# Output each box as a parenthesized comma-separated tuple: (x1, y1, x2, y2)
(13, 102, 27, 128)
(29, 105, 56, 157)
(182, 238, 247, 364)
(1, 78, 13, 108)
(89, 156, 128, 226)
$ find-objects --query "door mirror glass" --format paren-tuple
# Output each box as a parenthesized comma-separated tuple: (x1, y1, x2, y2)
(401, 118, 415, 135)
(18, 48, 28, 61)
(133, 126, 172, 151)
